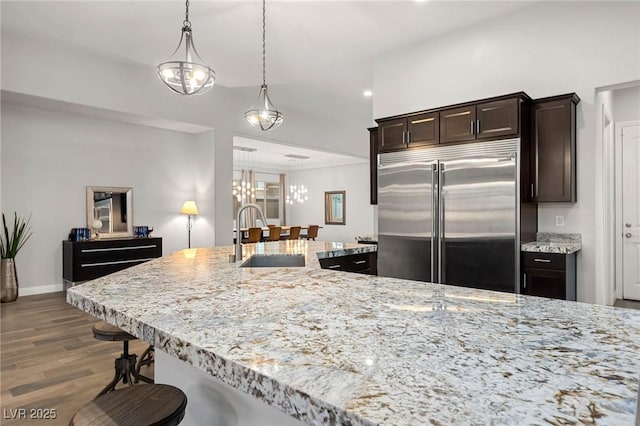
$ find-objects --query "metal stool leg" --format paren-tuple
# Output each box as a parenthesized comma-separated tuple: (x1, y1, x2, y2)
(135, 345, 154, 381)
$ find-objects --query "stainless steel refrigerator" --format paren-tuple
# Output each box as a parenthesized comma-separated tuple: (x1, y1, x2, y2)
(377, 138, 522, 293)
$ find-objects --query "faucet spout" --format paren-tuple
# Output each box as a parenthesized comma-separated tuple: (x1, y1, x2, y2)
(234, 203, 268, 262)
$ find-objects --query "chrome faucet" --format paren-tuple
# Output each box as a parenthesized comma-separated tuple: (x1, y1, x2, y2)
(233, 203, 267, 262)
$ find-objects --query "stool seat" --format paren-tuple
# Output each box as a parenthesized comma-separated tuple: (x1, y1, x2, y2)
(70, 384, 187, 426)
(92, 322, 136, 342)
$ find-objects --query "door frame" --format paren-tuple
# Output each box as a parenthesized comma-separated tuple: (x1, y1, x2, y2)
(615, 120, 640, 301)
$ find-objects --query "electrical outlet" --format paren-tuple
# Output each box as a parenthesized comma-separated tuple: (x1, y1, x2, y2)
(555, 215, 565, 227)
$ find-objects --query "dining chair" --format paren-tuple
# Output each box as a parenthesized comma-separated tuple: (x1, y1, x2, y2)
(267, 226, 281, 241)
(288, 226, 301, 240)
(302, 225, 319, 241)
(246, 227, 263, 243)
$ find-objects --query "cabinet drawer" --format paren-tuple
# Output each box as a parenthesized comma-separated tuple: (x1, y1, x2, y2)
(319, 253, 372, 274)
(522, 252, 565, 270)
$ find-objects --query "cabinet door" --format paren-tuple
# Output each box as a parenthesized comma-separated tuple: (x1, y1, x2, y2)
(407, 112, 439, 147)
(369, 128, 378, 205)
(523, 267, 566, 300)
(476, 98, 519, 139)
(440, 106, 476, 143)
(379, 118, 407, 152)
(531, 95, 578, 202)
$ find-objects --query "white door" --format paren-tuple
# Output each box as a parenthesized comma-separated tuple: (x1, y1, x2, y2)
(622, 124, 640, 300)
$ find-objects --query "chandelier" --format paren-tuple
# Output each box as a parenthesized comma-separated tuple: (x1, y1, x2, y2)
(157, 0, 216, 95)
(232, 179, 255, 203)
(285, 154, 309, 205)
(244, 0, 283, 131)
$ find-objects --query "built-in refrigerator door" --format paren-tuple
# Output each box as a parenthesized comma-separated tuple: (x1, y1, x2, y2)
(438, 153, 517, 292)
(378, 152, 435, 282)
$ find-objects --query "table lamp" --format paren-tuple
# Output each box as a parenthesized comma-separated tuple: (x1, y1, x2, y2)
(180, 200, 199, 248)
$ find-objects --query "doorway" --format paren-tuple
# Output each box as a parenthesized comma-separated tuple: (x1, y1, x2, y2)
(616, 121, 640, 301)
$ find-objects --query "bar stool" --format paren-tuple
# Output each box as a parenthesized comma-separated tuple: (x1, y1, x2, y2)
(245, 227, 263, 243)
(70, 384, 187, 426)
(92, 321, 153, 397)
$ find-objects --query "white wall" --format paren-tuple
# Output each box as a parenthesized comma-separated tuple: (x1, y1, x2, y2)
(614, 85, 640, 123)
(372, 1, 640, 303)
(1, 102, 215, 294)
(287, 163, 374, 243)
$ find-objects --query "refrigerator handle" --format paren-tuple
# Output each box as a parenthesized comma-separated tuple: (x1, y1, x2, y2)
(438, 163, 445, 284)
(431, 164, 437, 283)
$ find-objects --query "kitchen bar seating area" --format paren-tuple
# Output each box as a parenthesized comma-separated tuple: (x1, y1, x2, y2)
(235, 225, 321, 243)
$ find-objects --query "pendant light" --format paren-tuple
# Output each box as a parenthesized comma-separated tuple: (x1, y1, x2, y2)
(244, 0, 283, 131)
(157, 0, 215, 95)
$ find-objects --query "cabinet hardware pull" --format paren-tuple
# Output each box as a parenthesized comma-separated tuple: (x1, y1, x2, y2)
(470, 121, 474, 135)
(523, 272, 527, 289)
(81, 258, 156, 268)
(328, 264, 341, 269)
(531, 183, 535, 198)
(407, 131, 411, 144)
(402, 131, 406, 145)
(476, 119, 480, 134)
(353, 260, 367, 265)
(533, 258, 552, 263)
(81, 245, 157, 253)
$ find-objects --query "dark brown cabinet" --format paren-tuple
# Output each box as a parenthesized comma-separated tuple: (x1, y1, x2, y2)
(530, 93, 579, 202)
(378, 112, 439, 152)
(369, 127, 378, 205)
(63, 237, 162, 285)
(522, 251, 576, 301)
(440, 98, 520, 144)
(319, 251, 377, 275)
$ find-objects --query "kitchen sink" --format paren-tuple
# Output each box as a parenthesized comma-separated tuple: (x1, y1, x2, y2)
(240, 254, 305, 268)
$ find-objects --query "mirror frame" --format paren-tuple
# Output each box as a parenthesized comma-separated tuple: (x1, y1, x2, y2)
(86, 186, 133, 239)
(324, 191, 346, 225)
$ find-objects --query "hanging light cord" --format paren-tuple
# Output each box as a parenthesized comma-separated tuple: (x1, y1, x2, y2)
(262, 0, 267, 86)
(183, 0, 191, 31)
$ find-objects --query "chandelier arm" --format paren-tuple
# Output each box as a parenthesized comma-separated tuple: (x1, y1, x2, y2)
(179, 62, 190, 95)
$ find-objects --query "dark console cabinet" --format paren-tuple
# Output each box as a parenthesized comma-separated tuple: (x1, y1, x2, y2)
(522, 251, 576, 301)
(63, 237, 162, 284)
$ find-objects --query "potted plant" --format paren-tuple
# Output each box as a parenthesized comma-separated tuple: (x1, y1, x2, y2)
(1, 213, 33, 303)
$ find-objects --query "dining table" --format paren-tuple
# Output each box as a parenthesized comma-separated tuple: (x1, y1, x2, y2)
(234, 225, 320, 240)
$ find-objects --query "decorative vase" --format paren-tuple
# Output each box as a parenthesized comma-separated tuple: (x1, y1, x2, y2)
(1, 258, 19, 303)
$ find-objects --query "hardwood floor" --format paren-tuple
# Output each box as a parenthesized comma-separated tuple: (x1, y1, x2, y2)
(614, 298, 640, 310)
(1, 292, 153, 425)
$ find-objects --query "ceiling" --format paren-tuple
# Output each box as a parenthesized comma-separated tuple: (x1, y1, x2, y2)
(1, 1, 534, 167)
(233, 136, 367, 171)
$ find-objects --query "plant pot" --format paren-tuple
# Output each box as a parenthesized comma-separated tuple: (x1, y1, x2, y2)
(1, 258, 18, 303)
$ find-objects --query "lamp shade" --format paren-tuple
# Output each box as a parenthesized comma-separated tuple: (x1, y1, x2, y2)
(180, 200, 199, 215)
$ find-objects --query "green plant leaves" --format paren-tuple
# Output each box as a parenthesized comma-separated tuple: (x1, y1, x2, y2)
(1, 213, 33, 259)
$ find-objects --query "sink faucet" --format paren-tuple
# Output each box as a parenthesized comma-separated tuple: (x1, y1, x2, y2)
(233, 203, 268, 262)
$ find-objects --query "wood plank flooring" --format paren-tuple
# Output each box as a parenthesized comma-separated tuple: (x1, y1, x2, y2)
(1, 292, 153, 425)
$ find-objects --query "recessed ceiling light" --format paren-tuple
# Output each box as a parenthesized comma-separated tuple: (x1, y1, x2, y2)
(363, 90, 373, 97)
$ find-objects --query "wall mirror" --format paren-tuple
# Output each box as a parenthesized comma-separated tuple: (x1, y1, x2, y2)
(86, 186, 133, 238)
(325, 191, 346, 225)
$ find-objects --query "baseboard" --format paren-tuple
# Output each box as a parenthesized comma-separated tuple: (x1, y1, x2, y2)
(19, 283, 64, 296)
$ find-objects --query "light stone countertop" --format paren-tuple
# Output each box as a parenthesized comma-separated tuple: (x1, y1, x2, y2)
(67, 240, 640, 425)
(522, 232, 582, 254)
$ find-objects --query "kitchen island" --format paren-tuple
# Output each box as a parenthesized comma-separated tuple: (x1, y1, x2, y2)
(67, 241, 640, 425)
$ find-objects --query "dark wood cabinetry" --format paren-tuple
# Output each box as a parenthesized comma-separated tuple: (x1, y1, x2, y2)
(369, 127, 378, 205)
(319, 252, 377, 275)
(440, 98, 520, 143)
(522, 251, 576, 300)
(530, 93, 579, 202)
(378, 112, 439, 152)
(63, 237, 162, 284)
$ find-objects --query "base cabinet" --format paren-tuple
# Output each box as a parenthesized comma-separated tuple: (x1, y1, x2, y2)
(319, 252, 377, 275)
(522, 252, 576, 301)
(63, 237, 162, 284)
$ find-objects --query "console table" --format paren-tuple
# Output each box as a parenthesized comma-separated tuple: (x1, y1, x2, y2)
(63, 237, 162, 286)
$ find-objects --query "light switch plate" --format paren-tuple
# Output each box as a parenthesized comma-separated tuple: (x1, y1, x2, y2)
(555, 215, 565, 226)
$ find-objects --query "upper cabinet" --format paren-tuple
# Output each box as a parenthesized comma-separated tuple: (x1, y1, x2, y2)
(379, 112, 439, 152)
(440, 98, 520, 143)
(377, 93, 526, 152)
(530, 93, 580, 203)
